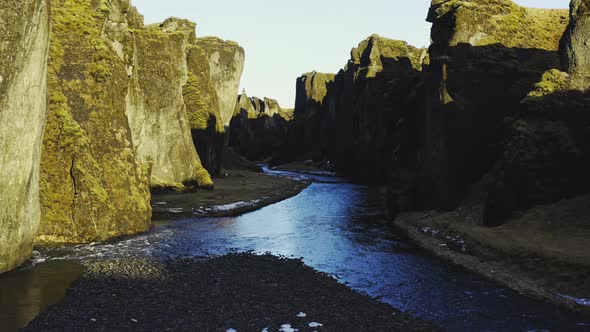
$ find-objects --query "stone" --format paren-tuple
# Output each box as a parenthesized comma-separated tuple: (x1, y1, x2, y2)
(0, 0, 49, 272)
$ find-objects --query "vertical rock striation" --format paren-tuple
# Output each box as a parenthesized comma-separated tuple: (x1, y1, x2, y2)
(0, 0, 49, 272)
(125, 18, 212, 189)
(38, 0, 152, 243)
(194, 37, 245, 128)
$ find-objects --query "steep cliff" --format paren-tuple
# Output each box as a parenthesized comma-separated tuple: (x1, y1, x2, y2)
(418, 0, 568, 210)
(326, 35, 424, 181)
(560, 0, 590, 89)
(125, 18, 212, 190)
(0, 0, 49, 272)
(38, 0, 152, 243)
(194, 37, 245, 127)
(184, 43, 225, 177)
(484, 1, 590, 225)
(229, 92, 290, 161)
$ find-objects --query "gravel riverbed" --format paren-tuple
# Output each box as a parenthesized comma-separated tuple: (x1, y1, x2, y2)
(25, 254, 437, 331)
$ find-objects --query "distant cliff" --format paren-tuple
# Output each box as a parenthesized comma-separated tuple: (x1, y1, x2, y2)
(229, 91, 292, 162)
(0, 0, 49, 273)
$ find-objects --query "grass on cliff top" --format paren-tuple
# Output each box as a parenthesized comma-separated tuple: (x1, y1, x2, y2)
(441, 0, 569, 50)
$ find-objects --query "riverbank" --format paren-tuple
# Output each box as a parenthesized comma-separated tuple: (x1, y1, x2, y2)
(152, 169, 310, 219)
(393, 194, 590, 315)
(25, 254, 437, 331)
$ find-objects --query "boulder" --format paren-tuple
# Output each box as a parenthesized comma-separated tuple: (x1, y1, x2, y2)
(38, 0, 152, 243)
(0, 0, 49, 272)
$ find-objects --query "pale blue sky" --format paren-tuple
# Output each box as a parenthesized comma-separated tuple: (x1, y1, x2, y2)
(134, 0, 568, 108)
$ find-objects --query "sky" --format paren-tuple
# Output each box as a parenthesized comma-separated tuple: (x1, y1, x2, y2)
(134, 0, 568, 108)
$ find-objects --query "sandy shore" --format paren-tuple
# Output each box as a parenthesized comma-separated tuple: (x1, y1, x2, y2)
(152, 170, 310, 219)
(25, 254, 437, 331)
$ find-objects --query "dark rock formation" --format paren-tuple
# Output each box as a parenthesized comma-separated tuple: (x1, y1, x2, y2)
(484, 1, 590, 225)
(326, 35, 425, 182)
(0, 0, 49, 272)
(38, 0, 152, 243)
(229, 91, 291, 162)
(414, 0, 568, 213)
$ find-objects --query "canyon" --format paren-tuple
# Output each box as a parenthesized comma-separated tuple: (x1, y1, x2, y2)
(0, 0, 589, 329)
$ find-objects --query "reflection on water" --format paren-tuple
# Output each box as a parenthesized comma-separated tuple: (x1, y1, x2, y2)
(0, 261, 82, 330)
(6, 169, 590, 331)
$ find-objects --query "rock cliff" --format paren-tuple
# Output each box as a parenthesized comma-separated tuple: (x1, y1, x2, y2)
(194, 37, 245, 127)
(229, 92, 290, 161)
(125, 18, 212, 190)
(38, 0, 152, 243)
(484, 1, 590, 225)
(417, 0, 568, 210)
(0, 0, 49, 272)
(326, 35, 424, 181)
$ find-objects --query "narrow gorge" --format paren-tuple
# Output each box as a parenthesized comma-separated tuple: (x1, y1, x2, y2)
(1, 0, 589, 331)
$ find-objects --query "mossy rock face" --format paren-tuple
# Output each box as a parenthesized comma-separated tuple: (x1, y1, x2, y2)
(194, 37, 245, 127)
(125, 20, 213, 189)
(294, 71, 336, 117)
(0, 0, 49, 272)
(416, 0, 569, 209)
(560, 0, 590, 89)
(38, 0, 151, 244)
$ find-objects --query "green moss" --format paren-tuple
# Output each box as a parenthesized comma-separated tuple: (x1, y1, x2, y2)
(184, 45, 224, 132)
(39, 0, 151, 244)
(526, 69, 569, 98)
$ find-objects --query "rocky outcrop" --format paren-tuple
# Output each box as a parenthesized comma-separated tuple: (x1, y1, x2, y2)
(229, 92, 291, 161)
(38, 0, 152, 243)
(184, 43, 225, 177)
(125, 18, 212, 189)
(0, 0, 49, 272)
(326, 35, 424, 181)
(560, 0, 590, 89)
(484, 1, 590, 225)
(415, 0, 568, 211)
(194, 37, 245, 127)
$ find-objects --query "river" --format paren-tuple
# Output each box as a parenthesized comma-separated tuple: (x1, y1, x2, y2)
(1, 169, 589, 331)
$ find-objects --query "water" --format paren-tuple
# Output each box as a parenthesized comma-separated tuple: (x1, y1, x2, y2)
(3, 169, 590, 331)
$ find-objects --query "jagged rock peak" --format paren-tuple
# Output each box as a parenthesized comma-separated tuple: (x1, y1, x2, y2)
(350, 34, 424, 73)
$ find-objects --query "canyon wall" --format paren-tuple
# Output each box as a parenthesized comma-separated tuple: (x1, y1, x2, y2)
(195, 37, 245, 128)
(0, 0, 49, 272)
(126, 18, 212, 190)
(229, 92, 291, 162)
(38, 0, 152, 243)
(417, 0, 569, 211)
(483, 0, 590, 224)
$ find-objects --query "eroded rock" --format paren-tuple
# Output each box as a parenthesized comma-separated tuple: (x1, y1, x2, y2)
(0, 0, 49, 272)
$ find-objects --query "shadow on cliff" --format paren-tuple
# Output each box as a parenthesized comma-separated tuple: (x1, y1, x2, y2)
(389, 42, 590, 225)
(191, 114, 224, 177)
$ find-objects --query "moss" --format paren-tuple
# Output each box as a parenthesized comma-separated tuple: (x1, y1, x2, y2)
(39, 0, 151, 244)
(184, 45, 224, 132)
(526, 69, 569, 98)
